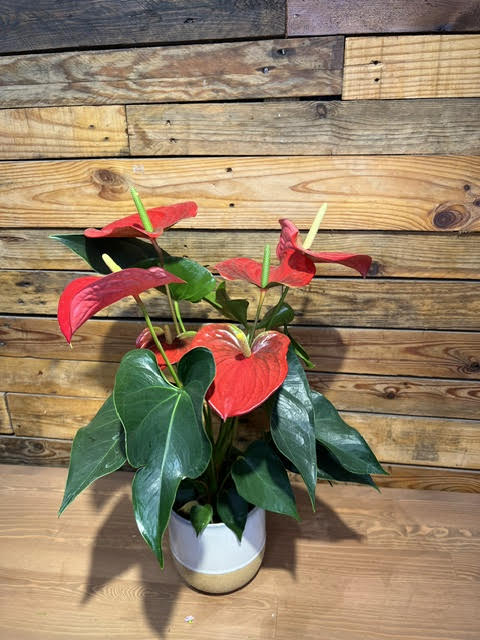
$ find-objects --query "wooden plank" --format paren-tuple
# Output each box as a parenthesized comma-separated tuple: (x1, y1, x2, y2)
(1, 156, 479, 231)
(0, 393, 12, 434)
(4, 228, 480, 280)
(1, 468, 480, 640)
(127, 98, 480, 156)
(376, 464, 480, 493)
(0, 0, 286, 54)
(343, 35, 480, 100)
(3, 316, 480, 380)
(2, 270, 480, 330)
(312, 373, 480, 420)
(7, 393, 480, 469)
(287, 0, 480, 36)
(0, 106, 128, 159)
(0, 37, 342, 109)
(0, 436, 71, 467)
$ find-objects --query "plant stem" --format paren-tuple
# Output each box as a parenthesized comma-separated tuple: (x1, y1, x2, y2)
(174, 300, 186, 333)
(248, 289, 266, 344)
(150, 238, 181, 335)
(134, 295, 182, 387)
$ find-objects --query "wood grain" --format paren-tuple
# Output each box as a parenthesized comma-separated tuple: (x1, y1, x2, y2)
(376, 464, 480, 492)
(6, 391, 480, 469)
(0, 37, 342, 109)
(127, 98, 480, 155)
(0, 436, 71, 466)
(1, 466, 480, 640)
(3, 228, 480, 279)
(3, 316, 480, 380)
(0, 393, 12, 434)
(343, 34, 480, 100)
(3, 270, 480, 330)
(312, 373, 480, 420)
(0, 106, 128, 159)
(0, 0, 286, 54)
(1, 156, 479, 231)
(288, 0, 480, 36)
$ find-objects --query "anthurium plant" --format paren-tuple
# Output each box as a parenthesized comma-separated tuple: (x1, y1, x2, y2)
(55, 190, 386, 567)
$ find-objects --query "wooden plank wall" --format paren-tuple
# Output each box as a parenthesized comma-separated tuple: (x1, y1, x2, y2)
(0, 0, 479, 491)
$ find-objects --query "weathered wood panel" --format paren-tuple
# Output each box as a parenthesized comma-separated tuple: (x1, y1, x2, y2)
(3, 316, 480, 380)
(377, 464, 480, 493)
(0, 106, 128, 159)
(0, 435, 72, 467)
(2, 271, 480, 330)
(1, 157, 479, 231)
(0, 37, 342, 109)
(343, 35, 480, 100)
(313, 373, 480, 420)
(6, 392, 480, 469)
(288, 0, 480, 36)
(2, 228, 480, 280)
(127, 98, 480, 156)
(0, 0, 286, 54)
(0, 393, 12, 434)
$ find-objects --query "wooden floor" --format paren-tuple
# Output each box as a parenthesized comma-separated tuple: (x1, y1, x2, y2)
(0, 465, 479, 640)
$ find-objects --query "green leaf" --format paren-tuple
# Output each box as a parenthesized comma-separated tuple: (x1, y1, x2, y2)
(216, 481, 249, 541)
(259, 302, 294, 330)
(113, 348, 215, 566)
(206, 281, 249, 327)
(317, 444, 378, 489)
(160, 252, 216, 302)
(283, 326, 315, 369)
(58, 396, 126, 515)
(190, 504, 213, 536)
(232, 440, 299, 520)
(50, 234, 157, 274)
(311, 390, 386, 476)
(270, 347, 317, 508)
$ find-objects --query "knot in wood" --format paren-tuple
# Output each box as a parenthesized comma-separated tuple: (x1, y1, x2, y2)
(384, 387, 397, 400)
(368, 261, 380, 276)
(316, 104, 327, 119)
(432, 204, 470, 230)
(91, 169, 129, 200)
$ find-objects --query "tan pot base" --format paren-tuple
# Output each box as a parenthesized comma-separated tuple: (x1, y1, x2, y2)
(172, 548, 265, 594)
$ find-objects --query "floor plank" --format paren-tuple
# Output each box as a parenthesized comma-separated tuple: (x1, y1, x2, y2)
(0, 464, 478, 639)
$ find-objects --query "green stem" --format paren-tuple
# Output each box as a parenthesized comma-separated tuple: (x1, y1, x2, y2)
(248, 288, 266, 344)
(135, 295, 182, 387)
(150, 238, 181, 335)
(174, 300, 186, 333)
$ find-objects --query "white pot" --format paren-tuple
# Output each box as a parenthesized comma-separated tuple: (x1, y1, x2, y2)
(168, 507, 266, 594)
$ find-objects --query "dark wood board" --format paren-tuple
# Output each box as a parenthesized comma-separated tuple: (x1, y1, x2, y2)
(287, 0, 480, 36)
(127, 98, 480, 156)
(0, 0, 286, 54)
(0, 37, 342, 108)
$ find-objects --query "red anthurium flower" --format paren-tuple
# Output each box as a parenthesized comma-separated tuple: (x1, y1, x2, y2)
(58, 267, 184, 343)
(135, 327, 194, 369)
(277, 219, 372, 277)
(84, 202, 198, 239)
(216, 251, 315, 289)
(191, 324, 290, 419)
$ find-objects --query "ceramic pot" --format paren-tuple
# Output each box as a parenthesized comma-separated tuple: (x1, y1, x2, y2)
(168, 507, 266, 594)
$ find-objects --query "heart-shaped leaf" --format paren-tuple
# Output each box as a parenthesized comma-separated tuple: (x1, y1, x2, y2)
(190, 504, 213, 536)
(50, 234, 158, 274)
(232, 440, 299, 519)
(113, 347, 215, 566)
(270, 347, 317, 508)
(317, 444, 378, 489)
(259, 301, 294, 330)
(59, 396, 126, 515)
(311, 390, 386, 476)
(191, 324, 290, 419)
(206, 281, 249, 327)
(216, 481, 249, 541)
(160, 252, 216, 302)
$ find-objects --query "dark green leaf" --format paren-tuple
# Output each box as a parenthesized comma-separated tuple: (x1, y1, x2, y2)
(259, 302, 294, 330)
(58, 396, 126, 515)
(317, 444, 378, 489)
(50, 234, 157, 274)
(216, 481, 249, 541)
(283, 326, 315, 369)
(311, 390, 386, 476)
(232, 440, 299, 520)
(270, 347, 317, 508)
(205, 281, 249, 327)
(190, 504, 213, 536)
(159, 252, 216, 302)
(113, 348, 215, 566)
(174, 479, 199, 509)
